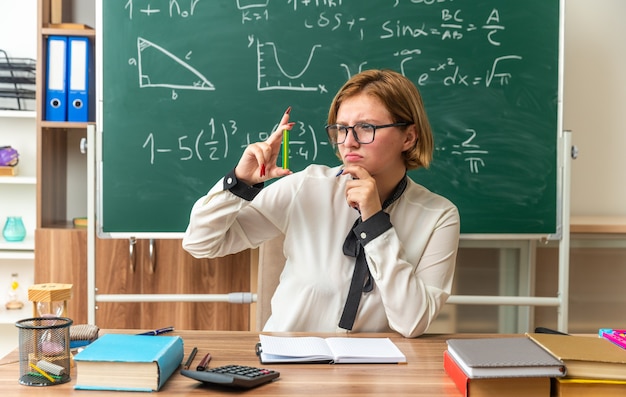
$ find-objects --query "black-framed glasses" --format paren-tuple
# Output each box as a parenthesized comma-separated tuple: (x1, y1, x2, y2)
(325, 122, 411, 145)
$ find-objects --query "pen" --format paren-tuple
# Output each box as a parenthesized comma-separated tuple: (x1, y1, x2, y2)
(29, 363, 56, 383)
(137, 326, 174, 336)
(196, 353, 212, 371)
(183, 347, 198, 370)
(282, 129, 289, 169)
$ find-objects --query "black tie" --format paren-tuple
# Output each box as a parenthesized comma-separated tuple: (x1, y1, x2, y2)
(338, 176, 408, 331)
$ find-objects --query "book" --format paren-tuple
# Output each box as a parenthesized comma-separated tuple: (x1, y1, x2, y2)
(446, 337, 566, 378)
(0, 165, 18, 176)
(527, 333, 626, 380)
(257, 335, 406, 364)
(443, 351, 550, 397)
(73, 333, 184, 391)
(600, 328, 626, 350)
(553, 378, 626, 397)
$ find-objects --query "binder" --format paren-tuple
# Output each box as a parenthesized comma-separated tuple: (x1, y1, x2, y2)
(67, 36, 92, 122)
(45, 35, 68, 121)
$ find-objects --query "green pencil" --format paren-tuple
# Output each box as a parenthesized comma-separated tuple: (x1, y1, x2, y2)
(282, 129, 289, 169)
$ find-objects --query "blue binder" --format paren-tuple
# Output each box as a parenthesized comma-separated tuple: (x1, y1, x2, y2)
(45, 36, 68, 121)
(67, 36, 92, 122)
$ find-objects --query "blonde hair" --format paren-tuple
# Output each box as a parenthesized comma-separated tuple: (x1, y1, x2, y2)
(327, 69, 433, 170)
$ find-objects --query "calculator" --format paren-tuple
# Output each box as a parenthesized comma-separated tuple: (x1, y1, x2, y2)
(180, 365, 280, 389)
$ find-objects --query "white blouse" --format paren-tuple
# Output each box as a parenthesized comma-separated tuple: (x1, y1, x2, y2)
(183, 164, 460, 337)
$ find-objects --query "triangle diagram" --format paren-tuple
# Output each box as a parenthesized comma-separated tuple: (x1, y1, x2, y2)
(137, 37, 215, 90)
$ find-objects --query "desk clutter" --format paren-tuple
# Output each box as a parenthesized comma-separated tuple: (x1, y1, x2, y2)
(444, 332, 626, 397)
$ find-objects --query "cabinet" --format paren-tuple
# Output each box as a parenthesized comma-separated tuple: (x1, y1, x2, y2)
(35, 0, 252, 330)
(94, 239, 251, 330)
(33, 0, 93, 325)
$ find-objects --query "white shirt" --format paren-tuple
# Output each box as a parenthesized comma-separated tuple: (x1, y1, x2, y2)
(183, 164, 460, 337)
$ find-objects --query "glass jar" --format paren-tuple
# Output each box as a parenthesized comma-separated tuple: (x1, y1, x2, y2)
(6, 273, 25, 310)
(2, 216, 26, 242)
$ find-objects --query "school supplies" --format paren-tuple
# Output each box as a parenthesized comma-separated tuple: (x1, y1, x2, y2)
(443, 351, 551, 397)
(446, 337, 566, 378)
(73, 333, 184, 391)
(600, 328, 626, 350)
(256, 335, 406, 364)
(527, 333, 626, 380)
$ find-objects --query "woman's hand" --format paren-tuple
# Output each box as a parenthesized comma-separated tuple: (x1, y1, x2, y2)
(341, 166, 382, 221)
(234, 107, 294, 185)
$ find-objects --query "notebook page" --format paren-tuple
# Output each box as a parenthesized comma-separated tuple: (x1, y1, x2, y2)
(259, 335, 333, 359)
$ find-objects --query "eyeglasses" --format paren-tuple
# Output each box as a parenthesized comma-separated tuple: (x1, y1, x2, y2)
(325, 122, 411, 145)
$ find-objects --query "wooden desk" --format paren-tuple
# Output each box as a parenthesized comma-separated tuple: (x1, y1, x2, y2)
(0, 330, 481, 396)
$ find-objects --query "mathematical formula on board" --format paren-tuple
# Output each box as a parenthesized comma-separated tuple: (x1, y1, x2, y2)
(121, 0, 519, 174)
(127, 1, 520, 91)
(142, 122, 489, 174)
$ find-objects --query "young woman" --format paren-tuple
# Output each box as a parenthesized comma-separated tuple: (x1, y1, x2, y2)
(183, 69, 460, 337)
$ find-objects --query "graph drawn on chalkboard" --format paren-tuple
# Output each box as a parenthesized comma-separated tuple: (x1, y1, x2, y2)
(136, 37, 215, 91)
(256, 40, 322, 92)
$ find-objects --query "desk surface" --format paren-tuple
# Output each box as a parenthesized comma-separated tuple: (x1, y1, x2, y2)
(0, 330, 486, 396)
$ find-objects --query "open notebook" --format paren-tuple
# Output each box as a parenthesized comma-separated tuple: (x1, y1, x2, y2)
(257, 335, 406, 364)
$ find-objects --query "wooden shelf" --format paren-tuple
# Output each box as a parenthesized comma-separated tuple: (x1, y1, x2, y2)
(570, 216, 626, 234)
(41, 25, 95, 37)
(41, 121, 93, 129)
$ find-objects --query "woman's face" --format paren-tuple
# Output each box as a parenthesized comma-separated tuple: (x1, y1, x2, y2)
(336, 93, 415, 177)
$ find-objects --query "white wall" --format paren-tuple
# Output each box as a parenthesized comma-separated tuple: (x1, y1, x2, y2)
(0, 0, 37, 59)
(564, 0, 626, 216)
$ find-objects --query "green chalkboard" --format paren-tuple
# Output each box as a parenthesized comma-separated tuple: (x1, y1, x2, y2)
(99, 0, 561, 236)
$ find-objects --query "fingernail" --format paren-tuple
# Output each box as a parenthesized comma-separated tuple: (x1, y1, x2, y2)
(285, 106, 292, 115)
(335, 169, 344, 177)
(260, 164, 266, 177)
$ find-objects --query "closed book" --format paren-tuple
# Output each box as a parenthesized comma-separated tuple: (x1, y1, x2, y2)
(443, 351, 550, 397)
(599, 329, 626, 350)
(73, 334, 184, 391)
(553, 378, 626, 397)
(446, 337, 565, 379)
(527, 333, 626, 380)
(257, 335, 406, 364)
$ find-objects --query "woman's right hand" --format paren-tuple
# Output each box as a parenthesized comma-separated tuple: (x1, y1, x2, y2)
(234, 107, 294, 185)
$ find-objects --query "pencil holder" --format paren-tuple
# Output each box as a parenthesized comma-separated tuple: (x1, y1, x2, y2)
(15, 317, 73, 386)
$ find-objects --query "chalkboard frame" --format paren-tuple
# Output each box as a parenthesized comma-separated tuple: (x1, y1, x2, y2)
(96, 0, 565, 239)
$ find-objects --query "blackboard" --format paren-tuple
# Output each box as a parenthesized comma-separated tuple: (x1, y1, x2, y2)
(99, 0, 561, 236)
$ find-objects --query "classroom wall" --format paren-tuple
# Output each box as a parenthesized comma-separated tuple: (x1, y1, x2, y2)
(565, 0, 626, 216)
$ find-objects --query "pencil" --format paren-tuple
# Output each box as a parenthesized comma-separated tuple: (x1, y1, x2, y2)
(29, 363, 56, 383)
(282, 129, 289, 169)
(183, 347, 198, 370)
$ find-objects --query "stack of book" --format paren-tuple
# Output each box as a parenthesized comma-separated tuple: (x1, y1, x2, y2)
(527, 332, 626, 397)
(444, 336, 565, 397)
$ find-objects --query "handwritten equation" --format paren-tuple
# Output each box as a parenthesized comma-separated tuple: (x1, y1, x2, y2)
(121, 1, 523, 94)
(140, 118, 327, 165)
(140, 120, 487, 175)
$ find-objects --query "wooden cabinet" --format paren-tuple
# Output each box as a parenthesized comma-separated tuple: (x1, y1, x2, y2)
(94, 239, 251, 330)
(34, 0, 93, 325)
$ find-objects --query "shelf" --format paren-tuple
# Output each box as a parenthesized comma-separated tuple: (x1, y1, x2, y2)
(41, 25, 95, 37)
(0, 236, 35, 257)
(41, 120, 93, 129)
(0, 176, 36, 185)
(0, 110, 36, 118)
